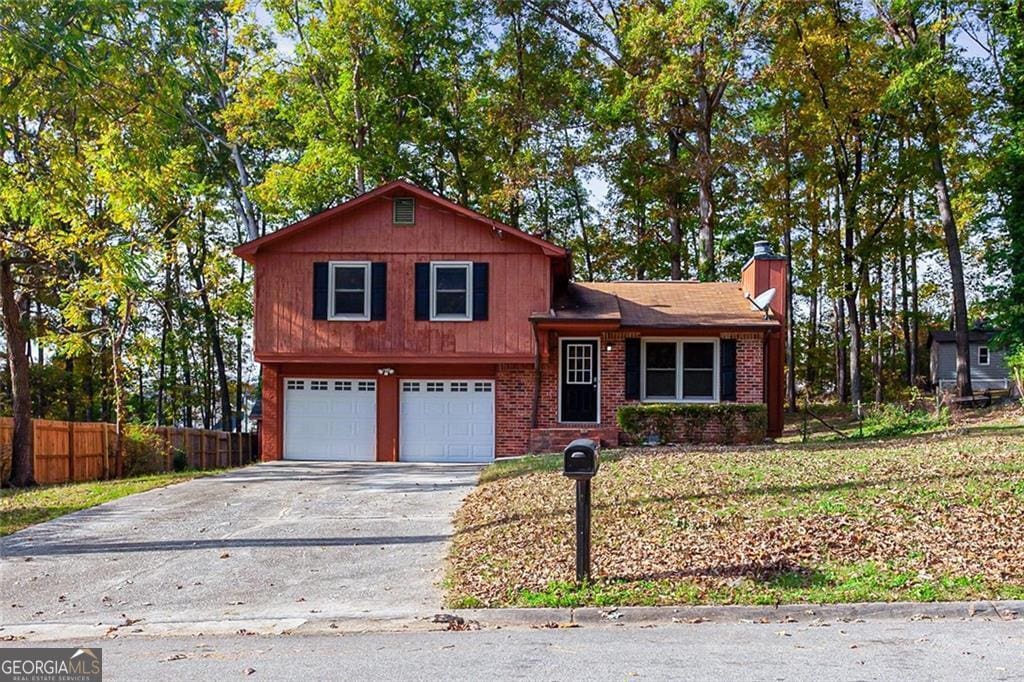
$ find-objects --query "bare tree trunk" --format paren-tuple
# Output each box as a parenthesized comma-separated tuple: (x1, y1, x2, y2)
(871, 262, 883, 403)
(806, 204, 820, 389)
(1, 259, 35, 487)
(782, 117, 796, 410)
(834, 298, 848, 402)
(668, 130, 684, 280)
(110, 301, 133, 479)
(85, 351, 95, 421)
(909, 196, 920, 386)
(187, 216, 232, 430)
(352, 50, 366, 194)
(236, 258, 245, 432)
(696, 138, 716, 280)
(156, 257, 171, 426)
(900, 224, 912, 386)
(926, 119, 972, 397)
(570, 175, 595, 281)
(842, 196, 864, 409)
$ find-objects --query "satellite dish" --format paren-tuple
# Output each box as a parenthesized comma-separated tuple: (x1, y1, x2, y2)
(746, 288, 776, 318)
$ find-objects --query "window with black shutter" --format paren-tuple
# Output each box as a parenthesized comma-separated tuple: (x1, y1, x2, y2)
(639, 339, 720, 402)
(429, 262, 472, 321)
(720, 339, 737, 401)
(328, 261, 370, 320)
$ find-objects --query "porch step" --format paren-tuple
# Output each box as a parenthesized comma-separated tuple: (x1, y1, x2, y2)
(527, 427, 619, 454)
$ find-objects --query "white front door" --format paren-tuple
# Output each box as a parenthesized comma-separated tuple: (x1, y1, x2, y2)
(283, 378, 376, 461)
(399, 380, 495, 463)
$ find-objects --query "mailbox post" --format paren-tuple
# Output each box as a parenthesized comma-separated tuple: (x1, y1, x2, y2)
(563, 438, 600, 583)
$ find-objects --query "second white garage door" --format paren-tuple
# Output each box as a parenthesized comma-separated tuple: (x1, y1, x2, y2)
(283, 378, 376, 461)
(400, 380, 495, 463)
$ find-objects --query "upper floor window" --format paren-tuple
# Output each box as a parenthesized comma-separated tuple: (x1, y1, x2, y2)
(430, 262, 472, 321)
(978, 346, 990, 366)
(330, 261, 371, 321)
(641, 339, 718, 402)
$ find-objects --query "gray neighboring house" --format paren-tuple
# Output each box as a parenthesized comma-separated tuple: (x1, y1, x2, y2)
(928, 329, 1014, 393)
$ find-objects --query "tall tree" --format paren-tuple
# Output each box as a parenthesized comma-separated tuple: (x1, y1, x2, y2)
(874, 1, 979, 397)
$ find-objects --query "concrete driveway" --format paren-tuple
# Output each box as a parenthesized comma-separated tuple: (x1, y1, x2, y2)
(0, 462, 480, 634)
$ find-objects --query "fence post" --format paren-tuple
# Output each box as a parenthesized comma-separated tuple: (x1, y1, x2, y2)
(200, 431, 207, 470)
(67, 421, 76, 483)
(161, 427, 170, 472)
(101, 423, 110, 480)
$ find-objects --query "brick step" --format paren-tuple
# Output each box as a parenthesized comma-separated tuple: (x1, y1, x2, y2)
(527, 427, 620, 454)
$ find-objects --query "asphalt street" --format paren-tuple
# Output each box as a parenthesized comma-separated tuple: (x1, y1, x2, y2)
(5, 618, 1021, 681)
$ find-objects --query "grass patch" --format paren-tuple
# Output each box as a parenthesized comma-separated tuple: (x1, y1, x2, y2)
(480, 449, 628, 484)
(511, 563, 1009, 607)
(0, 470, 225, 536)
(448, 412, 1024, 607)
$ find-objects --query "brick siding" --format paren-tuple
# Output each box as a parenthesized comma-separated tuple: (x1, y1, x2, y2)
(495, 364, 534, 456)
(519, 330, 767, 453)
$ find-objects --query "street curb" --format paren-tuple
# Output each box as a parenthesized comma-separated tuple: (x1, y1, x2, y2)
(3, 601, 1019, 641)
(455, 600, 1024, 627)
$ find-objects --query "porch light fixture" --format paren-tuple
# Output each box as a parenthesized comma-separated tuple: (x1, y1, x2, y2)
(605, 343, 614, 352)
(377, 367, 395, 376)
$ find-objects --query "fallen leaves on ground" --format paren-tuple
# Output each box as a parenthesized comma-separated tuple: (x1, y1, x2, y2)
(447, 420, 1024, 606)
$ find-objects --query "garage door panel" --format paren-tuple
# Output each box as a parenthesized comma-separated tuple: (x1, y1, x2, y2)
(400, 380, 494, 463)
(284, 378, 376, 461)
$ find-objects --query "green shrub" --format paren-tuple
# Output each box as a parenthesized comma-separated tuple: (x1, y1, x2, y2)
(859, 403, 948, 439)
(123, 425, 166, 476)
(171, 448, 189, 472)
(617, 403, 767, 444)
(1007, 345, 1024, 406)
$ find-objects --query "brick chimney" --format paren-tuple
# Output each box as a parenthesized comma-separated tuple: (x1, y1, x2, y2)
(740, 241, 787, 438)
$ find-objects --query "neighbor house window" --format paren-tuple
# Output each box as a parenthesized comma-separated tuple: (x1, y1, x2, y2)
(978, 346, 990, 365)
(430, 262, 472, 321)
(641, 339, 718, 402)
(329, 261, 371, 320)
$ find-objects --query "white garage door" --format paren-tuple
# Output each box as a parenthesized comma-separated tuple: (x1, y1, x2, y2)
(284, 378, 376, 461)
(400, 380, 495, 463)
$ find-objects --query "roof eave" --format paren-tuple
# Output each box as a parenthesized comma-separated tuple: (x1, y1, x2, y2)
(233, 179, 568, 259)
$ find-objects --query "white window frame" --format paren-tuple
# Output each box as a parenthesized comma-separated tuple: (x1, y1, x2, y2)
(328, 261, 371, 321)
(429, 261, 473, 322)
(978, 346, 990, 366)
(640, 337, 720, 403)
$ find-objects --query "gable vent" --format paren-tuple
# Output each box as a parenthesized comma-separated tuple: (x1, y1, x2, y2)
(393, 197, 415, 225)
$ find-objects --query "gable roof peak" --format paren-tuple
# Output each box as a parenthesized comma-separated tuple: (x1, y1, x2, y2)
(234, 179, 566, 261)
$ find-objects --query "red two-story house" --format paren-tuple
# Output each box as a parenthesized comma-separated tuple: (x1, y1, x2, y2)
(235, 180, 786, 463)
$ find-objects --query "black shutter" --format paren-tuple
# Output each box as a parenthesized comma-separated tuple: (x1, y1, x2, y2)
(720, 339, 737, 401)
(625, 338, 641, 400)
(313, 262, 329, 320)
(370, 263, 387, 320)
(414, 263, 430, 320)
(472, 262, 489, 321)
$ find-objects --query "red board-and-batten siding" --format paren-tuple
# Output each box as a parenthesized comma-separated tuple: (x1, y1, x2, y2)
(248, 191, 556, 462)
(252, 197, 551, 362)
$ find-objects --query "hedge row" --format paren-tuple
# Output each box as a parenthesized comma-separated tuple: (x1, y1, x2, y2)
(616, 403, 768, 444)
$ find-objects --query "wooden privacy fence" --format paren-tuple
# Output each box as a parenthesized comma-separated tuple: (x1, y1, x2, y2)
(0, 418, 258, 485)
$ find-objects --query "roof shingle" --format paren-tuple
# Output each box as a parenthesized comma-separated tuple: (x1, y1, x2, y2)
(535, 281, 778, 328)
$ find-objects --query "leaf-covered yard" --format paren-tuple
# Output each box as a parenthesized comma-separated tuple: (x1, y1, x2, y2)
(447, 417, 1024, 607)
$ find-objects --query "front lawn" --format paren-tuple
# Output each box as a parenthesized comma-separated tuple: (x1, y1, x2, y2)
(447, 415, 1024, 607)
(0, 471, 225, 536)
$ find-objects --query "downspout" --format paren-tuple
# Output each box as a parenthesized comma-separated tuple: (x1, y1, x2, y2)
(531, 321, 543, 429)
(763, 330, 770, 409)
